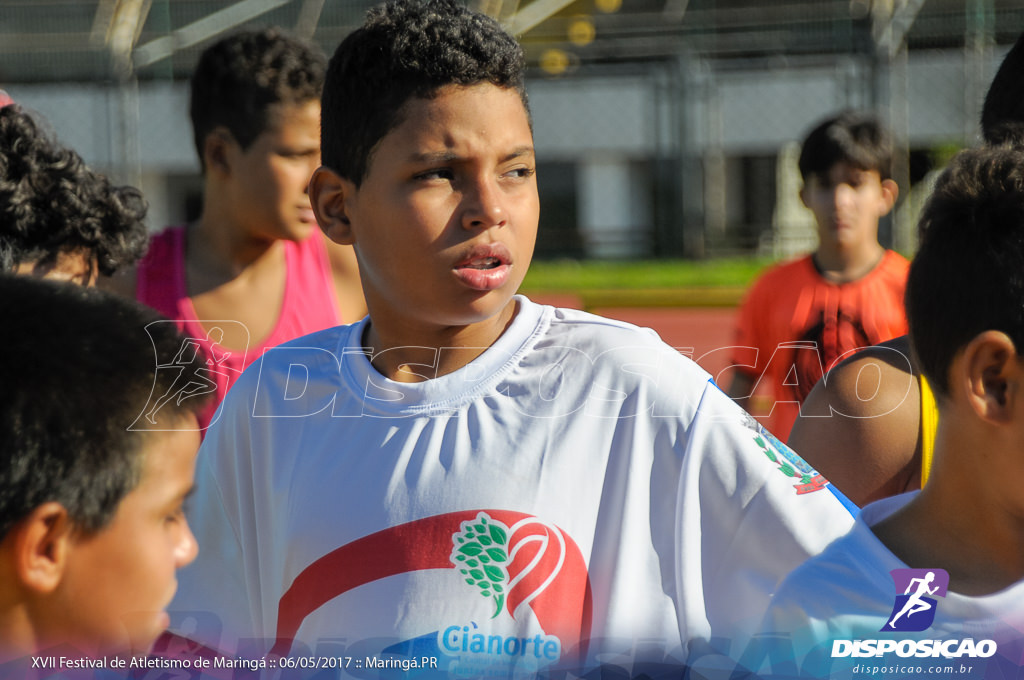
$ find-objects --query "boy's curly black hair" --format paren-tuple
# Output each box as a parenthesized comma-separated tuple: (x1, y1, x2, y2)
(190, 27, 325, 169)
(0, 106, 149, 278)
(322, 0, 528, 185)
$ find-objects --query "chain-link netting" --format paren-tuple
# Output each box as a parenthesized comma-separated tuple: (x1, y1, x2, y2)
(2, 0, 1021, 255)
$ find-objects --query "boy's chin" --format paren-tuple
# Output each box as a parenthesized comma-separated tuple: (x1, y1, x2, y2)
(77, 611, 171, 658)
(464, 289, 521, 321)
(121, 610, 172, 656)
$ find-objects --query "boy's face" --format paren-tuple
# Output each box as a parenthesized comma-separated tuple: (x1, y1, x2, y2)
(223, 99, 322, 243)
(800, 161, 897, 252)
(15, 249, 97, 286)
(52, 424, 200, 655)
(322, 83, 538, 336)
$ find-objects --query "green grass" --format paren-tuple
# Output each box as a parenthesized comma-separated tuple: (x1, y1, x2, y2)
(520, 256, 775, 292)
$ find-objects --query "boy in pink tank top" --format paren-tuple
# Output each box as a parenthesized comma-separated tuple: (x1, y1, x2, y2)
(104, 28, 366, 430)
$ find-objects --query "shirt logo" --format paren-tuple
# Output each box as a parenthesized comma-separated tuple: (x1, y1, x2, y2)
(451, 513, 510, 617)
(882, 568, 949, 632)
(450, 512, 571, 621)
(272, 510, 592, 658)
(752, 430, 829, 494)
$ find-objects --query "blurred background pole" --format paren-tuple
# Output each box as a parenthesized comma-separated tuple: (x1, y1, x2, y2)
(107, 0, 150, 189)
(872, 0, 924, 256)
(964, 0, 994, 142)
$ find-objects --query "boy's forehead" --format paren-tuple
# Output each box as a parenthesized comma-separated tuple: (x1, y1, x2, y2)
(136, 422, 200, 483)
(812, 161, 880, 182)
(263, 98, 320, 132)
(369, 85, 531, 164)
(399, 83, 526, 120)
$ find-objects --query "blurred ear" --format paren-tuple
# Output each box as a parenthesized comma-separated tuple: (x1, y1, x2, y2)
(10, 502, 72, 594)
(879, 178, 899, 215)
(202, 127, 236, 176)
(310, 166, 356, 245)
(961, 330, 1019, 425)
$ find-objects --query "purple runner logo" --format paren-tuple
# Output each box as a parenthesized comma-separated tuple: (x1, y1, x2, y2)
(882, 568, 949, 632)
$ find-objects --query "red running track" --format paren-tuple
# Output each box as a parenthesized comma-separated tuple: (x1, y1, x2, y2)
(593, 307, 740, 387)
(529, 294, 742, 387)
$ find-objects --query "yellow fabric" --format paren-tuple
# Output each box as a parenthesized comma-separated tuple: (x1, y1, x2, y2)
(919, 374, 939, 486)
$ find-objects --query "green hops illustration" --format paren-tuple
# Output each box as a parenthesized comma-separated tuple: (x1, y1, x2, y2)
(755, 433, 817, 487)
(754, 435, 778, 463)
(450, 512, 510, 618)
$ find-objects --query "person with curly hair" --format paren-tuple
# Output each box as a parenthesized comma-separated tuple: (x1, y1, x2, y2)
(106, 27, 366, 432)
(0, 105, 148, 285)
(757, 141, 1024, 680)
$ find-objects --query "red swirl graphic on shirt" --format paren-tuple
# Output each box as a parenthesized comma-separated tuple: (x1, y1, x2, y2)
(506, 518, 566, 619)
(271, 510, 592, 659)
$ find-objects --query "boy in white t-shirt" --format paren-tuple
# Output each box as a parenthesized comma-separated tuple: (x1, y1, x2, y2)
(755, 145, 1024, 679)
(169, 0, 856, 675)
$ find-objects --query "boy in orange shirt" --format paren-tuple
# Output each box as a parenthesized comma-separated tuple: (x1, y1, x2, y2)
(728, 111, 908, 440)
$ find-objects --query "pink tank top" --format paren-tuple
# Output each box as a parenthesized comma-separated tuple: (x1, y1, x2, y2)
(136, 226, 342, 431)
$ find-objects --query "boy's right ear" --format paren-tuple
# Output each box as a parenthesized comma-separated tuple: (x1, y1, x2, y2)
(10, 502, 72, 594)
(202, 127, 235, 176)
(310, 166, 356, 245)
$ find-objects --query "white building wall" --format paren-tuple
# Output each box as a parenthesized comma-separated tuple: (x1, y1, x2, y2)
(4, 45, 1009, 255)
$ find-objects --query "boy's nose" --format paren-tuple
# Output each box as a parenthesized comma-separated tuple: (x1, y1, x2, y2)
(833, 183, 855, 208)
(461, 177, 507, 230)
(176, 519, 200, 567)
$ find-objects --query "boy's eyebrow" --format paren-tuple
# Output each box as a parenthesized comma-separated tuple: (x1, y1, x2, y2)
(503, 146, 535, 161)
(409, 146, 535, 164)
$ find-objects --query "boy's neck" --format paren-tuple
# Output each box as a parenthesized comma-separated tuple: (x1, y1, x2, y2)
(871, 435, 1024, 596)
(812, 242, 886, 284)
(364, 298, 520, 383)
(187, 211, 281, 282)
(0, 604, 35, 664)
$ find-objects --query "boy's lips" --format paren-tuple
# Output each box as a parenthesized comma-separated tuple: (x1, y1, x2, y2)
(453, 243, 513, 291)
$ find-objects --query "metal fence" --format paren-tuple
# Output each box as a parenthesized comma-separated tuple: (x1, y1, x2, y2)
(2, 0, 1022, 258)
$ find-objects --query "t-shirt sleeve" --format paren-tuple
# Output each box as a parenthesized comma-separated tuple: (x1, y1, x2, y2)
(169, 393, 263, 656)
(757, 566, 835, 676)
(746, 568, 860, 679)
(674, 380, 858, 658)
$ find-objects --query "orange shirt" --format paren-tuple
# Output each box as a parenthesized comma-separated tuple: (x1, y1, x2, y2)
(733, 251, 909, 440)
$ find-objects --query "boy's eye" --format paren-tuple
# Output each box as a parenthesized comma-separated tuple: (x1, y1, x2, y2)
(505, 167, 536, 180)
(416, 168, 454, 181)
(278, 149, 318, 161)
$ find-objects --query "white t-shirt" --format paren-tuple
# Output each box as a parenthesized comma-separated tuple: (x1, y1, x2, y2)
(171, 297, 856, 676)
(754, 492, 1024, 679)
